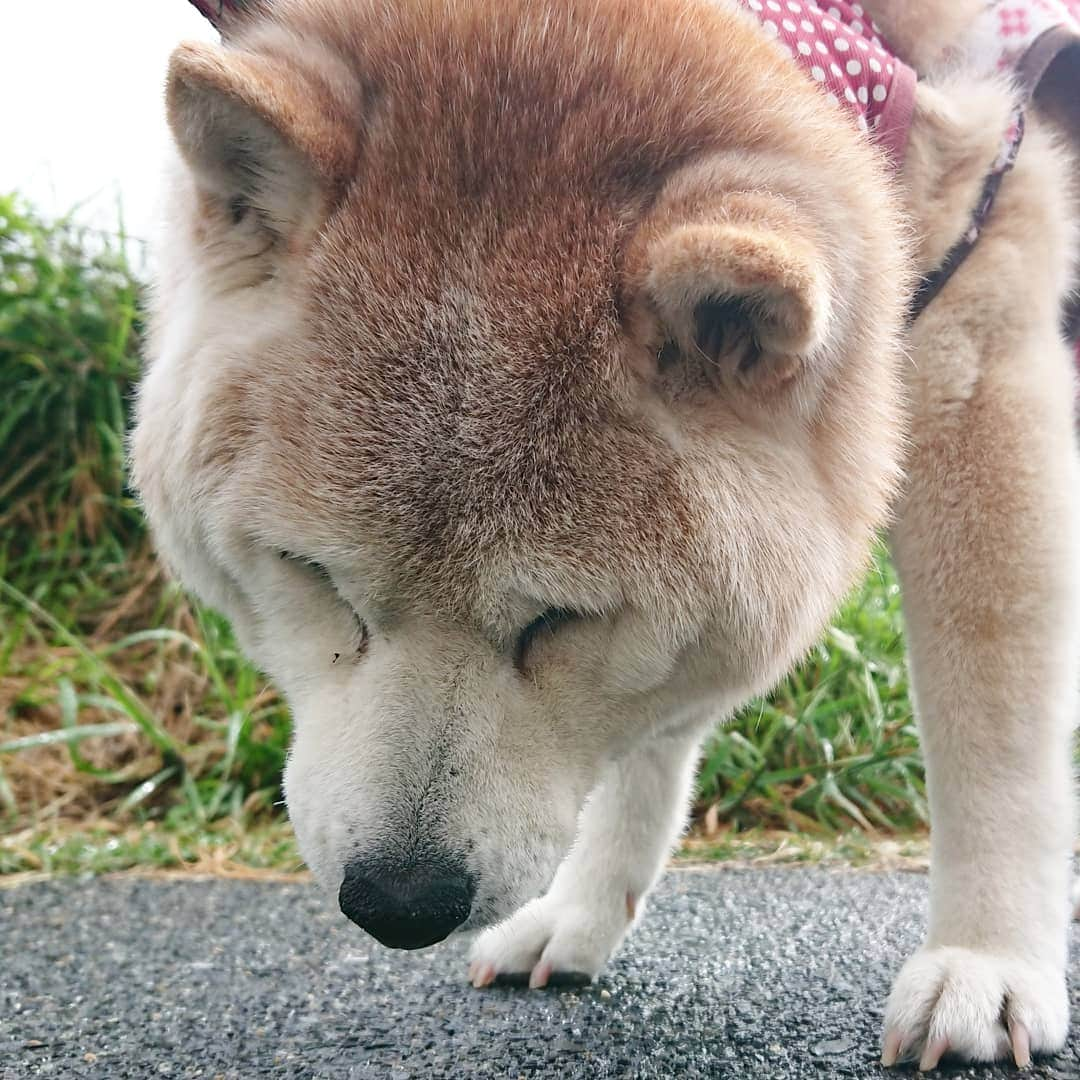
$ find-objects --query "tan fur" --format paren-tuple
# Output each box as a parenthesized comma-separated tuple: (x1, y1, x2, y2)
(132, 0, 1079, 1068)
(898, 76, 1017, 273)
(136, 0, 907, 665)
(863, 0, 986, 72)
(864, 0, 1080, 1065)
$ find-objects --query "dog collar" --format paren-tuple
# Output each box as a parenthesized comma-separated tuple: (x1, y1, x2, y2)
(907, 0, 1080, 324)
(907, 105, 1026, 323)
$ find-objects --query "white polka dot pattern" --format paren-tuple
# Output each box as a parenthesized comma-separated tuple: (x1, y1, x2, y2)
(735, 0, 917, 163)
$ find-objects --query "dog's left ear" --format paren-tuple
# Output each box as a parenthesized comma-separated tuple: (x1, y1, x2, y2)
(625, 177, 834, 396)
(166, 40, 358, 238)
(188, 0, 265, 38)
(644, 218, 830, 390)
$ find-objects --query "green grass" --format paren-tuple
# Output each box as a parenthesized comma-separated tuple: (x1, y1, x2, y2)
(0, 193, 145, 612)
(0, 816, 302, 879)
(0, 194, 292, 846)
(0, 194, 927, 876)
(697, 554, 923, 835)
(678, 828, 929, 869)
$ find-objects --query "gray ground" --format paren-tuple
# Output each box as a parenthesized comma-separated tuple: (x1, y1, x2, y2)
(2, 868, 1079, 1079)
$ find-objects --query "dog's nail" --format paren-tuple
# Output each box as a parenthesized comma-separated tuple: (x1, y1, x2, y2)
(1009, 1018, 1032, 1069)
(881, 1029, 903, 1067)
(471, 963, 496, 989)
(918, 1036, 949, 1072)
(529, 961, 553, 990)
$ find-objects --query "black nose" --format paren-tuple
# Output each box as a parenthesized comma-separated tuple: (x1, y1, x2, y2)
(338, 855, 475, 949)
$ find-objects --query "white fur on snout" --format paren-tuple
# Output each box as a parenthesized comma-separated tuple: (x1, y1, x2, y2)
(280, 622, 600, 919)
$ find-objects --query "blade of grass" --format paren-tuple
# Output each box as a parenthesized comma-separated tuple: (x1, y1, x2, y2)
(0, 577, 183, 763)
(0, 723, 139, 753)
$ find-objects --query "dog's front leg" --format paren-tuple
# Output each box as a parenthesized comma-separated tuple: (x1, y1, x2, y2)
(468, 730, 701, 988)
(883, 328, 1079, 1068)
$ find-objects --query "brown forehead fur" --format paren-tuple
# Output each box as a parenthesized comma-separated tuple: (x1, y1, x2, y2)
(196, 0, 900, 612)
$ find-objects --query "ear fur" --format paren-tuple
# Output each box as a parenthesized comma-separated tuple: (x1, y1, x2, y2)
(166, 40, 358, 236)
(642, 215, 831, 393)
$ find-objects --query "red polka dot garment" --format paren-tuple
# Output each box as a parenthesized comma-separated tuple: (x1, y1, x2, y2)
(735, 0, 918, 163)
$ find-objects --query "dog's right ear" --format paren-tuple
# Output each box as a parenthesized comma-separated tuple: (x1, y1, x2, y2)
(166, 41, 358, 238)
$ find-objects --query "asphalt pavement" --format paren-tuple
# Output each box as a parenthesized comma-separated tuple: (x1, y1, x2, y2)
(2, 867, 1079, 1079)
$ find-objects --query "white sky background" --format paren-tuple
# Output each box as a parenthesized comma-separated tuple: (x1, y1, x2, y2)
(2, 2, 218, 252)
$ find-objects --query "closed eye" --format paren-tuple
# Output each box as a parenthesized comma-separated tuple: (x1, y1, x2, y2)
(514, 608, 584, 673)
(280, 551, 370, 660)
(334, 612, 370, 664)
(279, 549, 333, 585)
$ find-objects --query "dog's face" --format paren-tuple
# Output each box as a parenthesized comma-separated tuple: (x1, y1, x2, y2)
(133, 0, 909, 941)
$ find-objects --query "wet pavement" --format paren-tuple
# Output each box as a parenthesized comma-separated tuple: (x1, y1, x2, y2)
(2, 867, 1078, 1078)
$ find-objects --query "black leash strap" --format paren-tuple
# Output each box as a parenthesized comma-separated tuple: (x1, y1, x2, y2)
(908, 107, 1026, 325)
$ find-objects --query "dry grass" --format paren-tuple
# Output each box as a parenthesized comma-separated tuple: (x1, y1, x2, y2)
(2, 559, 290, 832)
(0, 814, 304, 883)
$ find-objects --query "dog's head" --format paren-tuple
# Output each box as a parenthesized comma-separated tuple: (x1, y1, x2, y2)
(133, 0, 909, 946)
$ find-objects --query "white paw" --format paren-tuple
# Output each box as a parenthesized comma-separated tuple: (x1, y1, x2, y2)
(468, 888, 634, 989)
(881, 946, 1068, 1070)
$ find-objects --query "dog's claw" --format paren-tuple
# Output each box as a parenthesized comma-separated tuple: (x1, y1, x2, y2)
(881, 1029, 903, 1067)
(529, 960, 553, 989)
(918, 1036, 949, 1072)
(1009, 1019, 1032, 1069)
(469, 961, 496, 989)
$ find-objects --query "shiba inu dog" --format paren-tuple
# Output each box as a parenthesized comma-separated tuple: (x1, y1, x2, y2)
(131, 0, 1079, 1067)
